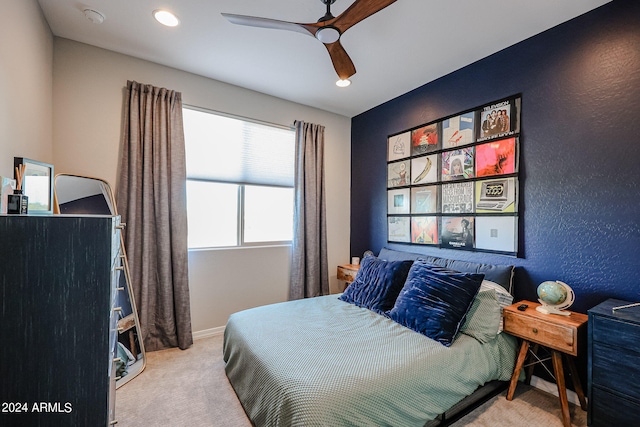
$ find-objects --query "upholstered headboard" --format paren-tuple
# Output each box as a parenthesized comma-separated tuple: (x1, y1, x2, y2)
(377, 247, 515, 294)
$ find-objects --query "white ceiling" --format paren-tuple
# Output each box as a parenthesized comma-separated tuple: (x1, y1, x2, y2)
(38, 0, 610, 117)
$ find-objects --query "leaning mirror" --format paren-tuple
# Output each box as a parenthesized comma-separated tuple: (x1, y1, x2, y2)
(54, 173, 146, 388)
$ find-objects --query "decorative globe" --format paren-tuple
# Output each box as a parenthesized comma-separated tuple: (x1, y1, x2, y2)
(536, 281, 575, 315)
(537, 281, 568, 306)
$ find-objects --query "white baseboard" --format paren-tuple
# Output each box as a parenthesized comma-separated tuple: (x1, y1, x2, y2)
(530, 375, 581, 406)
(193, 326, 225, 340)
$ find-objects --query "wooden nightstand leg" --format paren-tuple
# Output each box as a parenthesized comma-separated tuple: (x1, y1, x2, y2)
(552, 350, 571, 427)
(566, 355, 587, 411)
(525, 343, 539, 385)
(507, 339, 530, 400)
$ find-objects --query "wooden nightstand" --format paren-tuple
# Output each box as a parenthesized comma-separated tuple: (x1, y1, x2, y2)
(337, 264, 360, 291)
(503, 300, 588, 427)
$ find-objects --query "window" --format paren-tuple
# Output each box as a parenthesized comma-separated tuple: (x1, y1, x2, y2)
(183, 107, 295, 249)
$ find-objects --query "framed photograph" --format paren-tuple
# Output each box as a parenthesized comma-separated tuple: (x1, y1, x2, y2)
(411, 122, 440, 156)
(478, 97, 521, 141)
(411, 154, 438, 185)
(442, 112, 475, 148)
(387, 160, 410, 188)
(388, 132, 411, 161)
(387, 189, 410, 214)
(441, 182, 474, 214)
(14, 157, 54, 215)
(475, 177, 517, 213)
(411, 185, 438, 214)
(442, 147, 474, 181)
(475, 137, 517, 178)
(475, 216, 517, 253)
(440, 216, 475, 250)
(388, 216, 411, 243)
(411, 216, 439, 245)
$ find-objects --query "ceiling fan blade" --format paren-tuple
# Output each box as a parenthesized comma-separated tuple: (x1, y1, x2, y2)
(324, 40, 356, 80)
(222, 13, 314, 38)
(332, 0, 397, 33)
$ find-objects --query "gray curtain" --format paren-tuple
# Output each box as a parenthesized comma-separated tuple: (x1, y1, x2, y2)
(116, 80, 193, 351)
(289, 121, 329, 300)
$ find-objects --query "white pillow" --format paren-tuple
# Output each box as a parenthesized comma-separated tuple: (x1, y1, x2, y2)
(480, 280, 513, 332)
(460, 289, 502, 343)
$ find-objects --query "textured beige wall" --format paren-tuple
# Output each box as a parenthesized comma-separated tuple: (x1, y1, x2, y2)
(0, 0, 53, 177)
(52, 38, 352, 332)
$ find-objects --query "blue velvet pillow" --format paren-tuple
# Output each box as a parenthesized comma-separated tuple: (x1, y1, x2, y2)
(386, 261, 484, 347)
(339, 256, 413, 313)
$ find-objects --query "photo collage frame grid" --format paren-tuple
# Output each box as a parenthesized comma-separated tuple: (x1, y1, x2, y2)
(387, 95, 521, 256)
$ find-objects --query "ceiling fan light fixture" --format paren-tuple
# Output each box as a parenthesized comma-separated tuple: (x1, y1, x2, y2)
(336, 79, 351, 88)
(315, 27, 340, 44)
(153, 9, 180, 27)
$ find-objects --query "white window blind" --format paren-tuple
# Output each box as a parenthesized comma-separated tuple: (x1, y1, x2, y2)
(183, 107, 294, 187)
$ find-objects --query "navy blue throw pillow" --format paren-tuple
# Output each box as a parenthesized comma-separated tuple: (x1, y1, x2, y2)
(339, 256, 413, 313)
(386, 261, 484, 347)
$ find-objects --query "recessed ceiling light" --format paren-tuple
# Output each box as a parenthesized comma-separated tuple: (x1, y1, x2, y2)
(153, 9, 179, 27)
(336, 79, 351, 88)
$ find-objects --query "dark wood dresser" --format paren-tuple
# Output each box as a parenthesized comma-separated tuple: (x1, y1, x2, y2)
(588, 298, 640, 426)
(0, 215, 121, 426)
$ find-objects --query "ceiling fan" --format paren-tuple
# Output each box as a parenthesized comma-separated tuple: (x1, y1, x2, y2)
(222, 0, 397, 81)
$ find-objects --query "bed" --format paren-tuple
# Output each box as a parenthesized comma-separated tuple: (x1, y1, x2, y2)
(223, 248, 518, 426)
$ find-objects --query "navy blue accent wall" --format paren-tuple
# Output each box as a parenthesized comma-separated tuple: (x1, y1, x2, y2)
(351, 0, 640, 313)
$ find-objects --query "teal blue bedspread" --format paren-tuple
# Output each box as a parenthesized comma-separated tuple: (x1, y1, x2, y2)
(223, 295, 516, 426)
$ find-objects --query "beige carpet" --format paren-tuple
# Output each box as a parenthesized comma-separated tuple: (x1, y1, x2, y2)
(115, 334, 250, 427)
(449, 385, 586, 427)
(116, 335, 586, 427)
